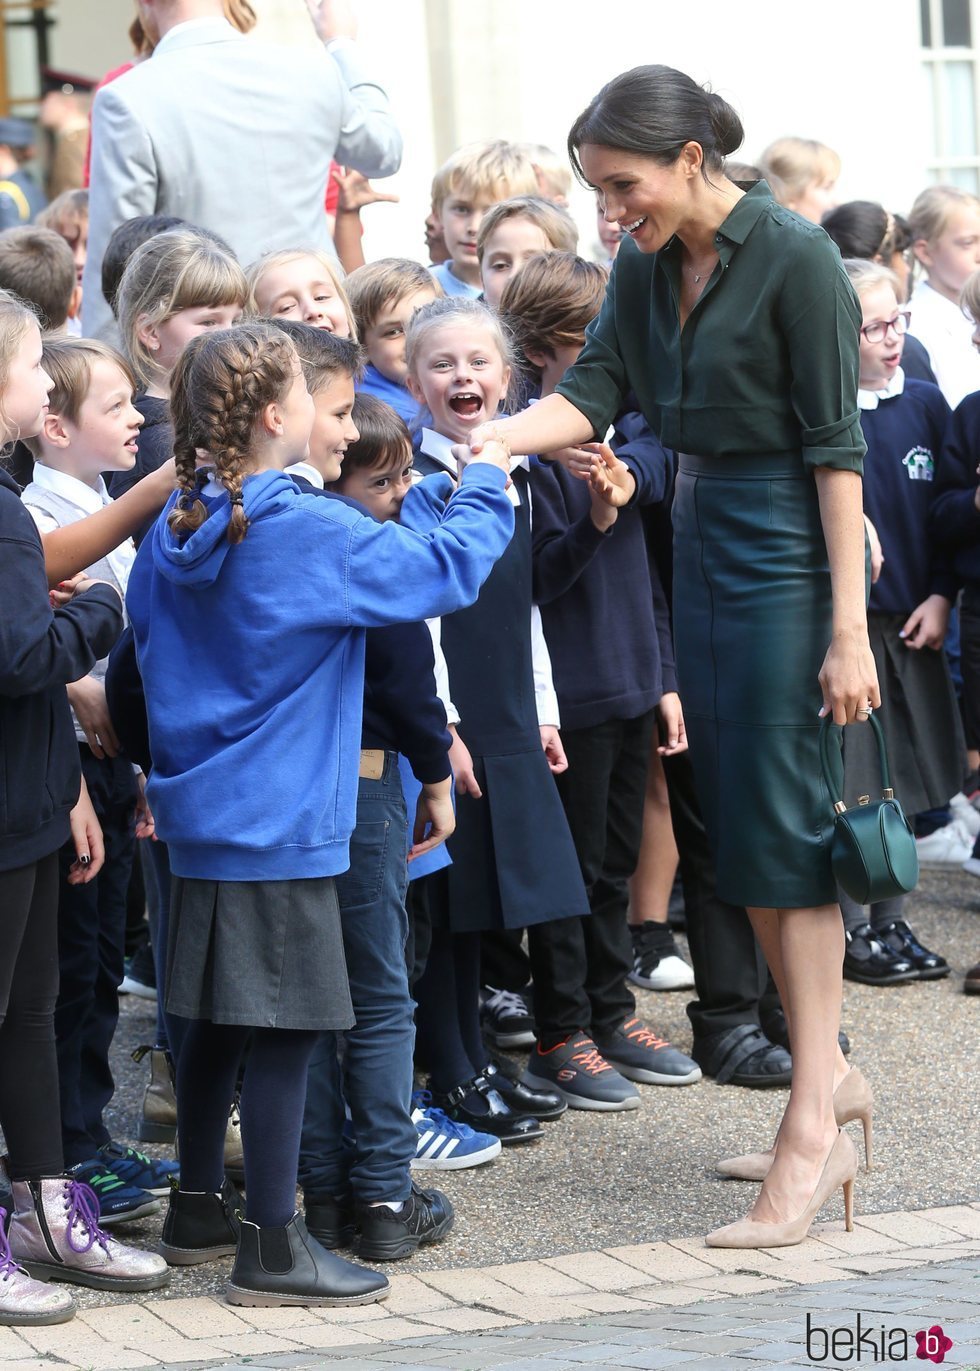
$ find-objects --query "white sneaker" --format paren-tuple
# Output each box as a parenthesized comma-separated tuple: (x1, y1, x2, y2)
(949, 793, 980, 840)
(629, 954, 696, 991)
(962, 856, 980, 879)
(915, 821, 973, 869)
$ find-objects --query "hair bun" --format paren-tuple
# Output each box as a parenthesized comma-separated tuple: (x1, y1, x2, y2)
(704, 90, 743, 158)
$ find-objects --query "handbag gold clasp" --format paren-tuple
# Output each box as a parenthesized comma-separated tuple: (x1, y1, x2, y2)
(858, 795, 870, 806)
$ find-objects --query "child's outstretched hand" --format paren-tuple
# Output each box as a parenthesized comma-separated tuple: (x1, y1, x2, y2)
(333, 167, 399, 214)
(587, 442, 636, 508)
(452, 439, 511, 484)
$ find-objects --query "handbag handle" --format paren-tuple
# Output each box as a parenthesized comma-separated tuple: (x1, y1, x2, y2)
(819, 713, 893, 815)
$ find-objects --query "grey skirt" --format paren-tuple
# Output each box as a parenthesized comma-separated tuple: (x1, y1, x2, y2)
(165, 875, 354, 1031)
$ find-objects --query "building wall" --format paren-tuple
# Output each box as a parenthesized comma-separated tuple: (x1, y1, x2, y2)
(46, 0, 931, 265)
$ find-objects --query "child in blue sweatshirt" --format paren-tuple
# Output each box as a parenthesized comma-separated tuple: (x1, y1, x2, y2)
(841, 259, 962, 981)
(126, 321, 513, 1308)
(346, 258, 440, 425)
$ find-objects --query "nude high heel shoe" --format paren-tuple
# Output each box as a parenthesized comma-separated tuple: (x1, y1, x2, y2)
(714, 1066, 873, 1181)
(706, 1130, 857, 1248)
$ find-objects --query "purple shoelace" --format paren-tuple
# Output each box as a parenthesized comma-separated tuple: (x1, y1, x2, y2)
(63, 1180, 109, 1255)
(0, 1208, 21, 1279)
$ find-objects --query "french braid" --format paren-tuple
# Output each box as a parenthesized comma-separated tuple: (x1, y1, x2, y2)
(167, 322, 298, 544)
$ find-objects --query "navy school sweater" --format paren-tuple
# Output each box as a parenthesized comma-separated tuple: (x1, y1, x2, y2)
(859, 377, 956, 614)
(109, 393, 173, 547)
(0, 468, 123, 871)
(529, 410, 676, 731)
(931, 390, 980, 590)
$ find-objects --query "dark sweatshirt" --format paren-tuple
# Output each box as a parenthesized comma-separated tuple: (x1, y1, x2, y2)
(930, 389, 980, 589)
(529, 410, 676, 732)
(0, 468, 123, 870)
(109, 393, 173, 547)
(859, 378, 956, 613)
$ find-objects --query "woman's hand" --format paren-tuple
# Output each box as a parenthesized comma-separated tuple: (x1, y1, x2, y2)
(67, 676, 120, 760)
(656, 692, 688, 756)
(68, 776, 104, 884)
(818, 630, 881, 724)
(448, 725, 481, 798)
(586, 443, 636, 508)
(539, 725, 568, 774)
(864, 515, 884, 584)
(900, 594, 951, 651)
(466, 425, 512, 460)
(409, 778, 455, 861)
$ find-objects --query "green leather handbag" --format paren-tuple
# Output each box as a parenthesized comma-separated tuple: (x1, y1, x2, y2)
(819, 715, 919, 905)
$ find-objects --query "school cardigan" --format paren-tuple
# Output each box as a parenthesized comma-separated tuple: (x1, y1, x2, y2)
(857, 373, 955, 614)
(530, 411, 676, 731)
(109, 393, 173, 547)
(931, 390, 980, 588)
(556, 181, 866, 475)
(0, 468, 122, 871)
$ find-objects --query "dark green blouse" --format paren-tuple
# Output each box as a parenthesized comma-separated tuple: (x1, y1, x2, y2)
(557, 182, 866, 473)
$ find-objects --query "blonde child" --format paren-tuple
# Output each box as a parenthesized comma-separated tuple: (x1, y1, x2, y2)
(477, 196, 578, 309)
(520, 142, 573, 206)
(128, 320, 514, 1302)
(248, 248, 356, 337)
(0, 294, 166, 1326)
(402, 295, 587, 1139)
(113, 229, 247, 517)
(428, 141, 538, 297)
(36, 189, 88, 326)
(758, 136, 840, 223)
(345, 258, 440, 422)
(908, 185, 980, 405)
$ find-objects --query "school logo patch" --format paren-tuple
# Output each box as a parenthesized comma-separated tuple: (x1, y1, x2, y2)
(903, 446, 934, 480)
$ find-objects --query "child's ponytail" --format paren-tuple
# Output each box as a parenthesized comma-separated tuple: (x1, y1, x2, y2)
(167, 322, 298, 545)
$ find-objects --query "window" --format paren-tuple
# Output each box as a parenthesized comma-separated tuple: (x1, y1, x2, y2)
(921, 0, 980, 190)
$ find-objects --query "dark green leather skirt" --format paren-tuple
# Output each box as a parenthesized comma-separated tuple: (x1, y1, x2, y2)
(673, 453, 837, 909)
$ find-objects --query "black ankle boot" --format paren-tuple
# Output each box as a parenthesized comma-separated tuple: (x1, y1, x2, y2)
(226, 1212, 389, 1308)
(303, 1193, 355, 1250)
(353, 1183, 454, 1261)
(158, 1179, 242, 1265)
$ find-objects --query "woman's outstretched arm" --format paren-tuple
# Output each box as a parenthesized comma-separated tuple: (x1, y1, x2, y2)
(471, 393, 595, 457)
(41, 460, 175, 586)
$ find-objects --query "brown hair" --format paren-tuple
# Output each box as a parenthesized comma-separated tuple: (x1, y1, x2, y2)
(118, 229, 248, 386)
(23, 337, 135, 458)
(333, 393, 412, 479)
(476, 196, 579, 261)
(0, 227, 75, 330)
(345, 258, 441, 336)
(168, 322, 298, 546)
(35, 188, 89, 241)
(961, 268, 980, 324)
(264, 317, 363, 393)
(908, 184, 980, 245)
(129, 0, 256, 53)
(0, 288, 39, 445)
(500, 252, 607, 373)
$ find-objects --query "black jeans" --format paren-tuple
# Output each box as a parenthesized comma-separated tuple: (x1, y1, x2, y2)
(0, 853, 64, 1179)
(529, 711, 655, 1046)
(56, 748, 136, 1167)
(661, 750, 768, 1041)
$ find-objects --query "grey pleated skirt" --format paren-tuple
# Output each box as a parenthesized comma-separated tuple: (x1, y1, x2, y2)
(672, 452, 838, 910)
(165, 875, 354, 1031)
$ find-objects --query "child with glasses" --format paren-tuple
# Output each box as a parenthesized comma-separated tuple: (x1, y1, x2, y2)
(838, 258, 962, 985)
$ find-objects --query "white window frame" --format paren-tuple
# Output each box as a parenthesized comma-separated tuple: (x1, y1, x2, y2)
(922, 0, 980, 190)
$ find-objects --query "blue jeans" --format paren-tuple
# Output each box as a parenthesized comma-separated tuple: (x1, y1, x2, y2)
(298, 758, 417, 1203)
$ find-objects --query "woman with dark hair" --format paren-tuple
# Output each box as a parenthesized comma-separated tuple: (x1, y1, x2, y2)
(470, 63, 878, 1250)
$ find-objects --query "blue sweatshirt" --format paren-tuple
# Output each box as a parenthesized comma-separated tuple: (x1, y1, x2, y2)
(356, 364, 421, 428)
(126, 464, 512, 881)
(931, 390, 980, 589)
(529, 412, 676, 730)
(858, 377, 955, 613)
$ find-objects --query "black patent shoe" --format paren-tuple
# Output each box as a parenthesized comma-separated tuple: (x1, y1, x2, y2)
(303, 1193, 355, 1250)
(843, 924, 918, 985)
(353, 1183, 454, 1261)
(760, 1006, 850, 1057)
(480, 1059, 566, 1120)
(878, 920, 950, 980)
(226, 1212, 389, 1308)
(434, 1076, 543, 1145)
(158, 1178, 241, 1265)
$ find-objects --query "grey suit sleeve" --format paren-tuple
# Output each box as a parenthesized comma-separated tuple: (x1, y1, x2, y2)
(327, 43, 403, 179)
(82, 84, 159, 338)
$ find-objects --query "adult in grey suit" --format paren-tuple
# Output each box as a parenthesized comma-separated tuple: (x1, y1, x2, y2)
(82, 0, 401, 335)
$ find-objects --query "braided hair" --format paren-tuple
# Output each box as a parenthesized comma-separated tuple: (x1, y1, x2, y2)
(168, 321, 299, 546)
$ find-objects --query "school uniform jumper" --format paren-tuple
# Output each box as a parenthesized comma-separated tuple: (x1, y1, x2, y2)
(557, 182, 866, 909)
(932, 391, 980, 749)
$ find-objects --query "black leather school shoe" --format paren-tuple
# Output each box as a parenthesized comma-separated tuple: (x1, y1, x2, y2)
(432, 1075, 543, 1145)
(843, 924, 918, 985)
(480, 1059, 567, 1120)
(878, 920, 950, 980)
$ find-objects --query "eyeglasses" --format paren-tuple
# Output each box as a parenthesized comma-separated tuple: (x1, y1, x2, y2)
(860, 311, 911, 343)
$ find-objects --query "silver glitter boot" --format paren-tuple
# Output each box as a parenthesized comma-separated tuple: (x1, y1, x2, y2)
(0, 1208, 75, 1325)
(8, 1178, 170, 1292)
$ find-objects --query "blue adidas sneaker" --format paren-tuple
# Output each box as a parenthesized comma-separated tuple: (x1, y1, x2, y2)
(411, 1094, 501, 1170)
(96, 1141, 180, 1196)
(69, 1160, 161, 1226)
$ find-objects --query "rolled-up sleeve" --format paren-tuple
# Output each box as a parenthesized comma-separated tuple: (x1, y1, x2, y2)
(779, 241, 866, 474)
(556, 261, 630, 441)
